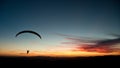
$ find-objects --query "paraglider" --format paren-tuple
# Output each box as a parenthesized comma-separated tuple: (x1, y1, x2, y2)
(15, 30, 42, 55)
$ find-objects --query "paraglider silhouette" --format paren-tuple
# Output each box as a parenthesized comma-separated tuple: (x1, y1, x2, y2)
(15, 30, 42, 55)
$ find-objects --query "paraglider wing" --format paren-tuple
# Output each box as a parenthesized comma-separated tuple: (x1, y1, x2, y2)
(15, 30, 42, 39)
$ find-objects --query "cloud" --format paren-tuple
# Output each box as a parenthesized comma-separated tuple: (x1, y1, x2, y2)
(60, 34, 120, 53)
(74, 44, 114, 53)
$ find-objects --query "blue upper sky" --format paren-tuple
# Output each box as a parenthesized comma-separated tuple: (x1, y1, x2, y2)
(0, 0, 120, 51)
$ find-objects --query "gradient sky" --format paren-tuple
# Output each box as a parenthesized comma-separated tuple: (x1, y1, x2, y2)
(0, 0, 120, 57)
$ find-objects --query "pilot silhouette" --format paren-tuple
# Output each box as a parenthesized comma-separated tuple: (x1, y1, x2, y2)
(27, 50, 29, 54)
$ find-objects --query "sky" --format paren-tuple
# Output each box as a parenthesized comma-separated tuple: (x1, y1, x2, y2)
(0, 0, 120, 57)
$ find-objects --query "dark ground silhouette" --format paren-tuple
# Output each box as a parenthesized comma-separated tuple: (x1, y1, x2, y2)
(0, 55, 120, 67)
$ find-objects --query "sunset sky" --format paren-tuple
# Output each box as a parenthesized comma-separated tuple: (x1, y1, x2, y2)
(0, 0, 120, 57)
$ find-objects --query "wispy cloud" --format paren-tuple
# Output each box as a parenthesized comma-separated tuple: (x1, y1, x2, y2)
(59, 34, 120, 53)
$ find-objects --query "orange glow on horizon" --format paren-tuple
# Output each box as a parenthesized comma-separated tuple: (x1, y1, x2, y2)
(0, 50, 120, 57)
(0, 44, 120, 57)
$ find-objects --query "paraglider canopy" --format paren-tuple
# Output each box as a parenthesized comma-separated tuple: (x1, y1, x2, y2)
(15, 30, 42, 39)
